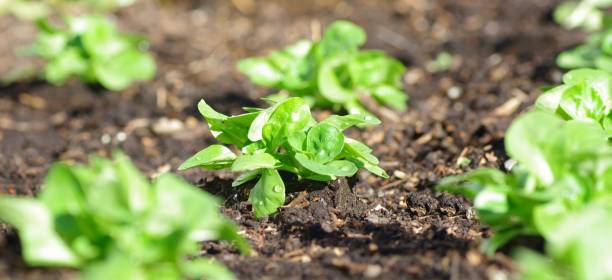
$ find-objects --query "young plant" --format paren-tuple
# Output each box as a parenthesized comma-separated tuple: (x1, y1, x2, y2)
(554, 0, 612, 31)
(237, 20, 407, 116)
(179, 97, 388, 218)
(0, 0, 138, 20)
(32, 15, 155, 91)
(516, 198, 612, 280)
(556, 30, 612, 75)
(536, 69, 611, 136)
(437, 111, 611, 254)
(0, 152, 249, 280)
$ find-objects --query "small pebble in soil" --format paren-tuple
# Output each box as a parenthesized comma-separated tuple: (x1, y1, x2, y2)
(101, 134, 111, 144)
(447, 86, 463, 99)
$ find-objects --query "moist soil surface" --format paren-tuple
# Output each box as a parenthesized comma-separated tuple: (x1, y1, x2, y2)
(0, 0, 581, 279)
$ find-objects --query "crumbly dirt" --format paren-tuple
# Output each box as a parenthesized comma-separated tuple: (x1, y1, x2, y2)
(0, 0, 581, 279)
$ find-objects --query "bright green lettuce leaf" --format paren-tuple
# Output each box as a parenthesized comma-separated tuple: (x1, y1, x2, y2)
(557, 31, 612, 73)
(554, 0, 612, 31)
(237, 20, 407, 116)
(306, 122, 345, 163)
(262, 97, 312, 151)
(231, 153, 279, 172)
(0, 152, 250, 279)
(0, 196, 80, 266)
(516, 198, 612, 280)
(180, 97, 386, 217)
(30, 15, 155, 91)
(536, 69, 612, 136)
(178, 145, 236, 171)
(437, 110, 611, 254)
(505, 111, 607, 184)
(249, 169, 285, 218)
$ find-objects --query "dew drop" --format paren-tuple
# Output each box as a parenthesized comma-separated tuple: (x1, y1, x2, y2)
(195, 156, 203, 161)
(272, 185, 282, 193)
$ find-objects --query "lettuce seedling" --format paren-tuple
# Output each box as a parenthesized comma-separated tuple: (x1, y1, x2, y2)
(437, 111, 611, 254)
(32, 15, 155, 91)
(0, 0, 137, 20)
(0, 152, 249, 280)
(237, 20, 407, 116)
(554, 0, 612, 31)
(179, 97, 388, 218)
(516, 198, 612, 280)
(536, 69, 612, 136)
(557, 30, 612, 74)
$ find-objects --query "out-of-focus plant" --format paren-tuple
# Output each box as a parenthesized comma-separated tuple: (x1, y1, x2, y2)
(32, 15, 155, 91)
(0, 152, 250, 280)
(0, 0, 137, 20)
(516, 198, 612, 280)
(437, 111, 611, 254)
(536, 69, 612, 137)
(557, 30, 612, 75)
(237, 20, 407, 117)
(425, 52, 453, 73)
(554, 0, 612, 31)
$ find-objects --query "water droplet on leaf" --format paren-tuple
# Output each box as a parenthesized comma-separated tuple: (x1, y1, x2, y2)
(273, 185, 282, 193)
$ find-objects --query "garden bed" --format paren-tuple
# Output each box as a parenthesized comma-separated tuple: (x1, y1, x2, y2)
(0, 0, 581, 279)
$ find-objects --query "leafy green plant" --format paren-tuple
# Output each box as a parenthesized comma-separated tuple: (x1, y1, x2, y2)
(425, 52, 453, 73)
(554, 0, 612, 31)
(32, 15, 155, 91)
(0, 152, 249, 280)
(237, 20, 407, 116)
(516, 198, 612, 280)
(179, 97, 388, 218)
(437, 111, 611, 254)
(0, 0, 137, 20)
(536, 69, 612, 136)
(556, 30, 612, 75)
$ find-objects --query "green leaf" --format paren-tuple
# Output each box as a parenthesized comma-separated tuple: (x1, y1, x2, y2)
(505, 112, 607, 185)
(237, 58, 283, 87)
(44, 48, 88, 85)
(232, 170, 260, 187)
(372, 85, 408, 111)
(317, 20, 366, 59)
(322, 114, 381, 130)
(231, 153, 279, 172)
(287, 131, 307, 152)
(94, 49, 156, 91)
(318, 56, 357, 104)
(262, 98, 312, 150)
(306, 122, 345, 163)
(249, 169, 285, 218)
(514, 248, 562, 280)
(39, 164, 86, 216)
(294, 153, 357, 177)
(0, 196, 80, 266)
(113, 153, 152, 214)
(82, 253, 146, 280)
(182, 258, 236, 280)
(178, 145, 236, 171)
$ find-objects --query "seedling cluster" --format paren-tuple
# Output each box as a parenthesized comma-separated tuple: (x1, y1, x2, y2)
(2, 2, 611, 279)
(554, 0, 612, 31)
(238, 20, 407, 116)
(0, 153, 249, 280)
(179, 97, 387, 217)
(33, 16, 155, 90)
(434, 4, 612, 279)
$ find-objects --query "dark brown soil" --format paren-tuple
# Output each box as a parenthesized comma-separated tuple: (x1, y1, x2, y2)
(0, 0, 581, 279)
